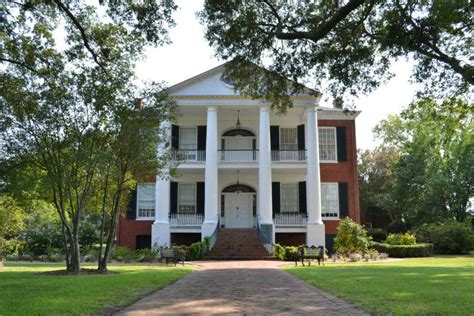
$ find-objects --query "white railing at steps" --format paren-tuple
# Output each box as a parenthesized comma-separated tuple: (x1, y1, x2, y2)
(219, 150, 258, 162)
(169, 213, 204, 226)
(274, 213, 307, 226)
(171, 150, 205, 162)
(271, 150, 306, 161)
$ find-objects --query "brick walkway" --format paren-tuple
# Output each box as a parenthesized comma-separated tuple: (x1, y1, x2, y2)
(117, 261, 368, 315)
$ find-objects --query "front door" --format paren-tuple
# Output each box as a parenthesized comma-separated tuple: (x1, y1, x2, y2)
(224, 193, 253, 228)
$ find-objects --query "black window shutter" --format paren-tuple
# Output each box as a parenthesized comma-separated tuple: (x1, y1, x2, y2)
(272, 182, 280, 214)
(336, 126, 347, 162)
(298, 181, 307, 214)
(197, 126, 207, 151)
(171, 124, 179, 150)
(270, 126, 280, 150)
(196, 182, 205, 214)
(170, 181, 178, 214)
(126, 186, 137, 219)
(297, 124, 305, 150)
(339, 182, 349, 218)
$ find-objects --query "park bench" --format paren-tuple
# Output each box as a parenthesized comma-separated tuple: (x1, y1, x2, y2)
(295, 245, 325, 267)
(160, 247, 185, 266)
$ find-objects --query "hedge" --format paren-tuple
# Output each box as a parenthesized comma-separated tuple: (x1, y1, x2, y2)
(372, 242, 433, 258)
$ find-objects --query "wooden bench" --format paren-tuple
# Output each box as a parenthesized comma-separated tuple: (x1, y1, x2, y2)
(160, 247, 185, 266)
(295, 245, 325, 267)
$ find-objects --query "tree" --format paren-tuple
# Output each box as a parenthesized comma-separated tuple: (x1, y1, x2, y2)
(373, 98, 474, 226)
(1, 1, 177, 272)
(199, 0, 473, 111)
(0, 196, 25, 266)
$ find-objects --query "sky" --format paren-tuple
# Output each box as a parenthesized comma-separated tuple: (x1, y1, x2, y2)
(135, 0, 419, 150)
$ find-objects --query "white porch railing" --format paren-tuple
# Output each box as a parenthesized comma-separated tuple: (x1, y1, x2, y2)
(219, 150, 258, 162)
(169, 213, 204, 226)
(171, 150, 205, 162)
(274, 213, 307, 226)
(271, 150, 306, 161)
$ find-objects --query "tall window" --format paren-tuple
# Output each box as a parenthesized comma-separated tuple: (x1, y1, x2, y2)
(178, 183, 196, 213)
(281, 183, 299, 213)
(319, 127, 337, 161)
(280, 128, 298, 150)
(321, 183, 339, 216)
(137, 184, 155, 218)
(179, 127, 197, 150)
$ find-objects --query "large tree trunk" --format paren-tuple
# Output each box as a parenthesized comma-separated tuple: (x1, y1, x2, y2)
(67, 233, 81, 273)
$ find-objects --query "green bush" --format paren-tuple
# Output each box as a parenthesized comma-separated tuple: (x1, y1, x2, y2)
(112, 246, 134, 262)
(372, 242, 433, 257)
(385, 232, 417, 245)
(171, 238, 211, 261)
(134, 248, 157, 262)
(334, 217, 372, 256)
(273, 244, 299, 261)
(416, 221, 474, 254)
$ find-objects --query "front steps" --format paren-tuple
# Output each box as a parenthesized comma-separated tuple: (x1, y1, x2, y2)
(205, 228, 273, 260)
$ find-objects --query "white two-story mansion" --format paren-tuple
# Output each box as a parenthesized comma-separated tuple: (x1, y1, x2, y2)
(117, 63, 360, 255)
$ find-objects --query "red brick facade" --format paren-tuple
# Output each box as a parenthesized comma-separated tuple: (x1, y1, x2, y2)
(117, 118, 359, 249)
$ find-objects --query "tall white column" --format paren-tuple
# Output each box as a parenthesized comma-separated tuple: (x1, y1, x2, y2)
(202, 106, 219, 239)
(152, 121, 171, 247)
(306, 106, 325, 247)
(258, 106, 273, 224)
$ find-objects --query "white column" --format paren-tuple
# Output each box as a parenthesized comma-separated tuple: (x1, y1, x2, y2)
(306, 106, 325, 247)
(202, 106, 219, 239)
(258, 105, 273, 224)
(152, 121, 171, 247)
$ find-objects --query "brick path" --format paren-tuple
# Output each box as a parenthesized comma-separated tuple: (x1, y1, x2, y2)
(117, 261, 368, 315)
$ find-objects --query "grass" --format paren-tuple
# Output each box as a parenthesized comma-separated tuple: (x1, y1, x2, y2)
(0, 262, 192, 315)
(286, 255, 474, 315)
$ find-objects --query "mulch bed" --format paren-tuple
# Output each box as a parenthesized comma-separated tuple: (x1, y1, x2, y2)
(39, 268, 118, 276)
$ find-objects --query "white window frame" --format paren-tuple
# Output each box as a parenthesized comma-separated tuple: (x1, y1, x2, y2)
(178, 126, 197, 150)
(319, 127, 338, 163)
(178, 183, 197, 214)
(321, 182, 339, 219)
(136, 183, 156, 220)
(280, 182, 299, 213)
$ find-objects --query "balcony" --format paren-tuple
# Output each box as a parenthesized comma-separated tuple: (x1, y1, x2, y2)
(219, 150, 258, 162)
(171, 150, 205, 162)
(274, 213, 307, 227)
(169, 213, 204, 227)
(171, 149, 306, 163)
(271, 150, 306, 162)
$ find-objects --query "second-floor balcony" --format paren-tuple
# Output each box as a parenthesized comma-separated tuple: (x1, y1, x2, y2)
(171, 149, 306, 163)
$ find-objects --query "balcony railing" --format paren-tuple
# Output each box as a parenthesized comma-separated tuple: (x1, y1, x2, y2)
(171, 150, 205, 162)
(219, 149, 258, 162)
(274, 213, 307, 226)
(169, 213, 204, 226)
(271, 150, 306, 161)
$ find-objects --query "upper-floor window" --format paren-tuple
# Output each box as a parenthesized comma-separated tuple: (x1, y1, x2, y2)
(179, 127, 197, 150)
(137, 183, 155, 218)
(178, 183, 196, 213)
(281, 183, 299, 213)
(321, 183, 339, 216)
(319, 127, 337, 161)
(280, 128, 298, 151)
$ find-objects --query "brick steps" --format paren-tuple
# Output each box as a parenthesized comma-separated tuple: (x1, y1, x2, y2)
(205, 228, 272, 260)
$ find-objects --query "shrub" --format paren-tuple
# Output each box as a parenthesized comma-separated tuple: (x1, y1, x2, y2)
(372, 242, 433, 257)
(334, 217, 372, 256)
(368, 249, 379, 260)
(378, 252, 389, 260)
(273, 244, 299, 261)
(416, 222, 474, 254)
(367, 228, 387, 242)
(348, 253, 362, 262)
(112, 246, 134, 262)
(134, 248, 157, 262)
(385, 232, 417, 245)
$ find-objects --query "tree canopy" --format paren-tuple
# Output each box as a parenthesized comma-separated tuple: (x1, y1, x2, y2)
(200, 0, 473, 111)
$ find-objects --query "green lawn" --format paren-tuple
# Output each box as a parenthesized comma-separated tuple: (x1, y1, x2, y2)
(0, 263, 192, 315)
(286, 255, 474, 315)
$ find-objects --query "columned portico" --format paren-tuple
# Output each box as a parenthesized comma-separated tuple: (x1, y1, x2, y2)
(202, 106, 219, 239)
(258, 105, 274, 248)
(306, 106, 325, 246)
